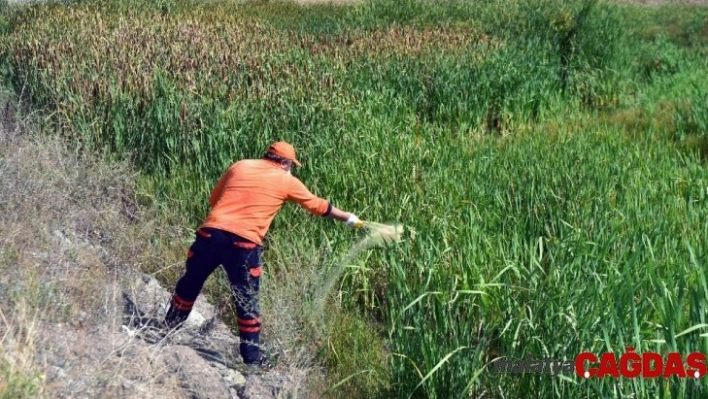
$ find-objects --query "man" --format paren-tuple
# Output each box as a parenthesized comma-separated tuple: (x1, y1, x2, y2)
(163, 141, 364, 370)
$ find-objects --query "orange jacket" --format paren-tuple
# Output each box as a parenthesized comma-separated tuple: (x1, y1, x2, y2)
(200, 159, 331, 246)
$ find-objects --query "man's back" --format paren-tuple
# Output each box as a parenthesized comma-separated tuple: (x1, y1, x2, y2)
(201, 159, 330, 245)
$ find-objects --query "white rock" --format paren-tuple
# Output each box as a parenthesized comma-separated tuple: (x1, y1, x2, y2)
(184, 310, 206, 328)
(224, 369, 246, 388)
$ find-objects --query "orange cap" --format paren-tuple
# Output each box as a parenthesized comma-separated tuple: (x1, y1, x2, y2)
(267, 141, 302, 166)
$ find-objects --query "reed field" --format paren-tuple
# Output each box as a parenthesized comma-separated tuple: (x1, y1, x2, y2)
(1, 0, 708, 397)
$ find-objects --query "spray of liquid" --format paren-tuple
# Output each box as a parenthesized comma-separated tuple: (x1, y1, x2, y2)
(312, 221, 415, 317)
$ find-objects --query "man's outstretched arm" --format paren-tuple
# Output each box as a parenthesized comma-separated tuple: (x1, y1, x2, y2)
(287, 177, 364, 228)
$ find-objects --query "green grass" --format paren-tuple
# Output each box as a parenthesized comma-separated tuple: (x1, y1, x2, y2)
(1, 0, 707, 397)
(0, 366, 42, 399)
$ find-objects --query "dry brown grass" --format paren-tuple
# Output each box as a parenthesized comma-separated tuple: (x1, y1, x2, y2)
(0, 90, 187, 398)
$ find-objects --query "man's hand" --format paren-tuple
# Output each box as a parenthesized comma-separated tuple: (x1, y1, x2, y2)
(345, 213, 364, 229)
(323, 205, 365, 228)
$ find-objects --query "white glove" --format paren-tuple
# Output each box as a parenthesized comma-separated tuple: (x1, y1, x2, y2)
(345, 213, 364, 229)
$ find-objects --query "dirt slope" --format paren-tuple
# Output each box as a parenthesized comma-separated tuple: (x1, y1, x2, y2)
(0, 91, 308, 399)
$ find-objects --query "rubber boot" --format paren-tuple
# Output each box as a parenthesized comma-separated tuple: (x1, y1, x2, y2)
(164, 294, 194, 330)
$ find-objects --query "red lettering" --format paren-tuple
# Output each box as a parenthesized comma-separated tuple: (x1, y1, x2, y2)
(641, 352, 663, 378)
(597, 353, 620, 378)
(575, 352, 598, 378)
(687, 352, 707, 378)
(663, 353, 687, 378)
(620, 347, 641, 378)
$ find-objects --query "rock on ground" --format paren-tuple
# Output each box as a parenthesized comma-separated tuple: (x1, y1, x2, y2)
(34, 272, 305, 399)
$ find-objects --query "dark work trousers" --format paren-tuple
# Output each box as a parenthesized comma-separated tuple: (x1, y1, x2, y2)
(164, 227, 264, 364)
